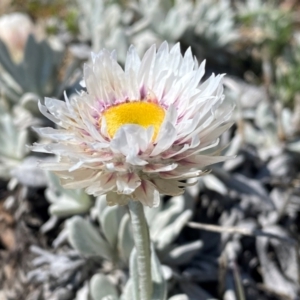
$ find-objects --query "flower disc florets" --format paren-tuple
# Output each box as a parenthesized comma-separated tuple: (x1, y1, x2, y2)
(32, 42, 233, 207)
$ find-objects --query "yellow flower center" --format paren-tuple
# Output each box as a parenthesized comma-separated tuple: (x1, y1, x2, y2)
(103, 101, 165, 139)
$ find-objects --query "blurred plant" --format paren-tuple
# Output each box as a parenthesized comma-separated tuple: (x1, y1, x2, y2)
(0, 100, 32, 180)
(64, 193, 199, 299)
(225, 77, 299, 159)
(237, 0, 293, 59)
(67, 193, 197, 265)
(76, 0, 130, 62)
(12, 0, 72, 19)
(184, 0, 238, 52)
(27, 246, 90, 300)
(45, 173, 93, 217)
(75, 0, 238, 63)
(0, 98, 50, 189)
(0, 12, 35, 62)
(0, 34, 65, 110)
(274, 47, 300, 108)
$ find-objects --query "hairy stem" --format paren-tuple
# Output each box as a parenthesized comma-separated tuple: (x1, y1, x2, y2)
(128, 200, 152, 300)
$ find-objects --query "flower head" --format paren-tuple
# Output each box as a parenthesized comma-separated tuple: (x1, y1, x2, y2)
(32, 42, 233, 207)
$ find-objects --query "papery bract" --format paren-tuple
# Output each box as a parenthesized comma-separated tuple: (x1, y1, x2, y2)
(32, 42, 233, 207)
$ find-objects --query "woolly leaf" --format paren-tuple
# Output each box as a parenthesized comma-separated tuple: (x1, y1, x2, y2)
(67, 216, 113, 260)
(151, 246, 167, 300)
(90, 274, 118, 300)
(100, 205, 125, 248)
(155, 210, 193, 251)
(118, 214, 134, 263)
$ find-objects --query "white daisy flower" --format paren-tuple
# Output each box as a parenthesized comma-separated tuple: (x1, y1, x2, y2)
(32, 42, 233, 207)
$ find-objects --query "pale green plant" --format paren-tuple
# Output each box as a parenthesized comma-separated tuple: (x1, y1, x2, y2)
(66, 193, 200, 300)
(186, 0, 238, 48)
(45, 173, 93, 217)
(0, 35, 65, 109)
(274, 47, 300, 108)
(237, 0, 293, 58)
(0, 101, 31, 179)
(75, 0, 238, 63)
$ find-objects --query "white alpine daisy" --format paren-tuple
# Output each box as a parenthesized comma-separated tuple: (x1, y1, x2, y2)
(32, 42, 233, 207)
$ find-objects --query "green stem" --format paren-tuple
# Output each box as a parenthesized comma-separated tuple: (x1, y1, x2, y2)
(128, 200, 152, 300)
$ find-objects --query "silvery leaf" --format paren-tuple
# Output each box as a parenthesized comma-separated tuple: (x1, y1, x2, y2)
(287, 140, 300, 153)
(168, 296, 189, 300)
(120, 279, 133, 300)
(0, 35, 64, 103)
(151, 195, 186, 239)
(264, 226, 299, 283)
(256, 235, 298, 298)
(144, 198, 163, 225)
(100, 205, 125, 248)
(67, 216, 113, 260)
(46, 173, 93, 217)
(118, 214, 134, 263)
(162, 240, 203, 266)
(90, 274, 118, 300)
(202, 174, 228, 195)
(267, 153, 294, 177)
(155, 210, 193, 251)
(151, 246, 167, 300)
(11, 156, 48, 187)
(76, 282, 89, 300)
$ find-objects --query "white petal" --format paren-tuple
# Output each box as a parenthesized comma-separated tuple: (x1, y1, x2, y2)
(85, 172, 116, 195)
(116, 173, 141, 194)
(178, 154, 230, 169)
(143, 163, 177, 173)
(133, 180, 160, 207)
(33, 127, 75, 141)
(151, 178, 185, 196)
(110, 125, 152, 157)
(125, 45, 141, 74)
(61, 170, 101, 189)
(38, 101, 60, 124)
(138, 44, 156, 88)
(151, 122, 177, 156)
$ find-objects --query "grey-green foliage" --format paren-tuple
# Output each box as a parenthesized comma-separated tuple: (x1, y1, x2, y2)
(145, 195, 193, 253)
(90, 274, 119, 300)
(274, 47, 300, 107)
(224, 77, 300, 158)
(92, 196, 133, 264)
(237, 0, 292, 58)
(186, 0, 238, 48)
(76, 0, 129, 61)
(45, 173, 93, 217)
(0, 99, 51, 186)
(67, 192, 199, 266)
(0, 35, 64, 108)
(120, 246, 166, 300)
(168, 296, 189, 300)
(67, 215, 114, 261)
(67, 194, 198, 299)
(87, 246, 167, 300)
(75, 0, 238, 63)
(0, 101, 31, 179)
